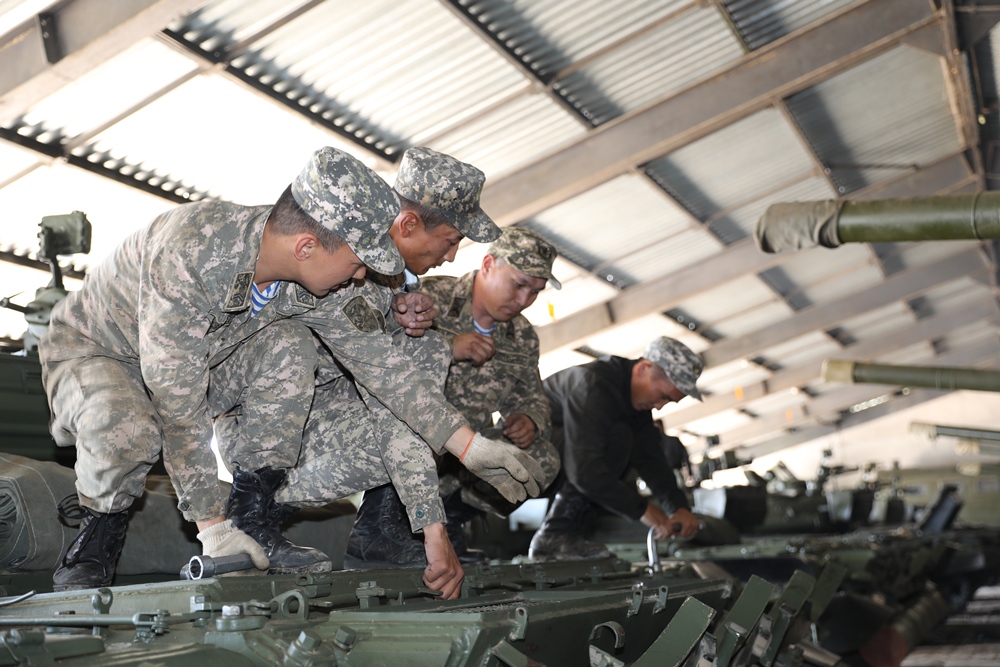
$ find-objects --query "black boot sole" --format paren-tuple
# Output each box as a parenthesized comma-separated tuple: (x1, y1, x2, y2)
(269, 559, 334, 574)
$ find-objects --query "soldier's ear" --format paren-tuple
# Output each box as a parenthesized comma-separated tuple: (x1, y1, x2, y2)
(481, 253, 497, 274)
(292, 233, 318, 261)
(397, 210, 420, 237)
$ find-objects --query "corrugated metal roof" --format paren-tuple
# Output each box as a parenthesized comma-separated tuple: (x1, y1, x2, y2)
(87, 75, 349, 205)
(0, 162, 170, 265)
(0, 141, 37, 185)
(555, 4, 744, 125)
(688, 358, 771, 396)
(584, 313, 707, 358)
(610, 228, 723, 286)
(462, 0, 692, 80)
(181, 0, 531, 156)
(524, 173, 696, 284)
(724, 0, 857, 51)
(939, 320, 1000, 353)
(786, 45, 965, 194)
(683, 409, 755, 436)
(876, 341, 935, 365)
(20, 38, 199, 142)
(674, 274, 783, 335)
(757, 331, 842, 370)
(743, 387, 809, 417)
(919, 276, 995, 315)
(836, 302, 915, 342)
(796, 262, 884, 306)
(427, 92, 587, 179)
(773, 243, 872, 291)
(645, 108, 818, 222)
(892, 239, 981, 271)
(709, 175, 835, 244)
(711, 300, 796, 339)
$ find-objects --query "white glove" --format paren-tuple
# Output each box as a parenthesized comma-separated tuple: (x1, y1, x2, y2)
(460, 434, 544, 504)
(197, 519, 269, 574)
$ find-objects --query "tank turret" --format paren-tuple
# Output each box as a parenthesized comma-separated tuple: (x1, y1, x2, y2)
(755, 192, 1000, 253)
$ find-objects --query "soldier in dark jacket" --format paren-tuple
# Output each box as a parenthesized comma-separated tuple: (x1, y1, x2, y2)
(528, 337, 703, 560)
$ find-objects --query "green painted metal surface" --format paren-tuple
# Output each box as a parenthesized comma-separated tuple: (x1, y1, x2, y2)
(837, 192, 1000, 243)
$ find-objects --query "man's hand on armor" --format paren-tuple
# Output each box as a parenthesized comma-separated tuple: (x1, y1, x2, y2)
(640, 504, 674, 540)
(668, 508, 700, 538)
(391, 291, 438, 337)
(502, 413, 537, 448)
(452, 332, 496, 365)
(460, 434, 544, 503)
(196, 519, 269, 574)
(422, 523, 464, 599)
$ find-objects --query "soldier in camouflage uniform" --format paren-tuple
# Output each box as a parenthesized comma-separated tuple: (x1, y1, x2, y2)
(292, 147, 539, 570)
(418, 228, 562, 562)
(528, 337, 704, 561)
(41, 147, 541, 598)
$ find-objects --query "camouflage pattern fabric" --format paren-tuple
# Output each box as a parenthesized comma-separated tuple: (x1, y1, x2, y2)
(278, 328, 454, 531)
(419, 272, 561, 512)
(42, 199, 469, 523)
(488, 228, 561, 289)
(393, 147, 500, 243)
(292, 146, 403, 275)
(643, 336, 704, 401)
(210, 320, 317, 471)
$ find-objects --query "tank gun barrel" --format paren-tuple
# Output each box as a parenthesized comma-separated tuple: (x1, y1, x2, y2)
(756, 192, 1000, 253)
(822, 359, 1000, 392)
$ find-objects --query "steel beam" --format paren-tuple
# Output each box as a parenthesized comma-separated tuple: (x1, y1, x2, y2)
(701, 248, 985, 368)
(715, 339, 1000, 448)
(0, 0, 209, 124)
(480, 0, 943, 225)
(535, 150, 972, 356)
(667, 297, 998, 428)
(537, 238, 785, 353)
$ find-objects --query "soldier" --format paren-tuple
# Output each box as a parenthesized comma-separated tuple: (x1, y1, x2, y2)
(528, 337, 703, 561)
(419, 228, 563, 563)
(42, 147, 540, 598)
(295, 148, 544, 571)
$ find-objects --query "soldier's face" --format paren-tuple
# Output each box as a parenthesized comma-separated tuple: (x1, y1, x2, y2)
(631, 361, 685, 411)
(396, 219, 463, 275)
(299, 242, 367, 296)
(479, 256, 546, 322)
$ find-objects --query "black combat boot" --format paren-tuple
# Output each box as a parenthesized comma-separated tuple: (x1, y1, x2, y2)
(528, 491, 613, 561)
(344, 484, 427, 570)
(52, 504, 129, 592)
(227, 464, 332, 574)
(443, 490, 488, 566)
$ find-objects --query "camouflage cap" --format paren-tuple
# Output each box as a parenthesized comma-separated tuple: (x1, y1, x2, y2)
(643, 336, 704, 402)
(393, 147, 501, 243)
(292, 146, 403, 275)
(488, 228, 561, 289)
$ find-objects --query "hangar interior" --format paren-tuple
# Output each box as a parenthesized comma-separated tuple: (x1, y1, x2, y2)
(2, 0, 999, 490)
(1, 0, 1000, 662)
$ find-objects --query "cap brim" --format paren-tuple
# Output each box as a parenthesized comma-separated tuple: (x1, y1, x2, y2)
(547, 276, 562, 290)
(678, 381, 703, 402)
(454, 207, 501, 243)
(349, 234, 404, 275)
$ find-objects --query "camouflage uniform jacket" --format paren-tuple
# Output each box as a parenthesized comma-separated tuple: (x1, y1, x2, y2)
(41, 201, 468, 521)
(420, 272, 551, 438)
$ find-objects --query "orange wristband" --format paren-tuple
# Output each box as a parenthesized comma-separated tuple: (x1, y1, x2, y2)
(459, 433, 475, 462)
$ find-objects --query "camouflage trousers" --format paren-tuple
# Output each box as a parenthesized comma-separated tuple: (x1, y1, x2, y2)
(276, 331, 452, 531)
(439, 425, 561, 516)
(47, 320, 318, 518)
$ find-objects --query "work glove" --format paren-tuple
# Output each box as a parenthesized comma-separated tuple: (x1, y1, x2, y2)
(460, 434, 544, 504)
(197, 519, 269, 575)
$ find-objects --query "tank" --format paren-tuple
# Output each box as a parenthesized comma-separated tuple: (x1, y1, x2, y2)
(755, 192, 1000, 253)
(822, 359, 1000, 393)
